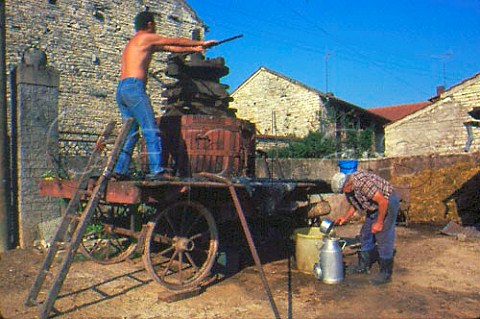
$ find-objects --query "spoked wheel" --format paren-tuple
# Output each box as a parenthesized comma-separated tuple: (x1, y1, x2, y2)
(79, 203, 139, 264)
(143, 201, 219, 291)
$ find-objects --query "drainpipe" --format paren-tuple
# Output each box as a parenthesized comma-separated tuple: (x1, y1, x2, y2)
(0, 0, 11, 252)
(9, 66, 18, 248)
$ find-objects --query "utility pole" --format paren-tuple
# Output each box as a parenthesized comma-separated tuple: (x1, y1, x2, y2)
(0, 0, 11, 252)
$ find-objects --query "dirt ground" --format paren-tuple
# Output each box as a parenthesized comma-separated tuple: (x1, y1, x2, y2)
(1, 223, 479, 319)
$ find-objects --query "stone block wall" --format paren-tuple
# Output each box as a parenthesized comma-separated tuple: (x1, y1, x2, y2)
(231, 68, 325, 137)
(230, 68, 387, 156)
(16, 61, 61, 247)
(5, 0, 205, 135)
(385, 75, 480, 157)
(5, 0, 205, 246)
(258, 152, 480, 224)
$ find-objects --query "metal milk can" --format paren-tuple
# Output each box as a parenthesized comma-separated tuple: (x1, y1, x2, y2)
(316, 237, 344, 284)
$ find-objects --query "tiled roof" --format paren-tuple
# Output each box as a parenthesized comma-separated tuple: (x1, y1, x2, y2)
(368, 102, 432, 122)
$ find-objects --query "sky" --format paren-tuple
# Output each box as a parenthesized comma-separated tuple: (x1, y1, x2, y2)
(186, 0, 480, 109)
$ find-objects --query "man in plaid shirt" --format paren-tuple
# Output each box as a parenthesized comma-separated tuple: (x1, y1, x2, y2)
(332, 169, 400, 285)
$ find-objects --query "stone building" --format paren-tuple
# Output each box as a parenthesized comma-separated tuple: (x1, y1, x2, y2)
(4, 0, 207, 247)
(384, 72, 480, 157)
(230, 67, 389, 155)
(5, 0, 206, 136)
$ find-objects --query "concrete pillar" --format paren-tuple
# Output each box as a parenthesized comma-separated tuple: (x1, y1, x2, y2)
(15, 48, 61, 248)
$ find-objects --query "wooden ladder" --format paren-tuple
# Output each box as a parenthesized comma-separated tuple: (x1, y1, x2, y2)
(25, 118, 133, 319)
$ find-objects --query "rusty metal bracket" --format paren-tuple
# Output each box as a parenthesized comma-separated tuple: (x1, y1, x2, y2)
(199, 172, 280, 319)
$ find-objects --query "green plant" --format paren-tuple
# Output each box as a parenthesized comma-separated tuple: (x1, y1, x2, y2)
(344, 127, 373, 158)
(265, 131, 336, 158)
(358, 127, 374, 156)
(86, 223, 104, 234)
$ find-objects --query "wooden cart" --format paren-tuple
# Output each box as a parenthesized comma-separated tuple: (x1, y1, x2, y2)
(38, 173, 326, 286)
(26, 118, 330, 319)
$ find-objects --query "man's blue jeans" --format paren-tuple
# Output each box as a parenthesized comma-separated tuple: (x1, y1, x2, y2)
(359, 191, 400, 259)
(113, 78, 163, 175)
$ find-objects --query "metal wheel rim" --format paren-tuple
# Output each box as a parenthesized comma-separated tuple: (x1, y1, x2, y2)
(79, 204, 138, 264)
(143, 201, 218, 290)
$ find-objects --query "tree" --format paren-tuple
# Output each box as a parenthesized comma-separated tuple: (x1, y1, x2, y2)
(344, 127, 374, 158)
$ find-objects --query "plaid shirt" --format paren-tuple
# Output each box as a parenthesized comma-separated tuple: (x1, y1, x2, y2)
(346, 170, 394, 212)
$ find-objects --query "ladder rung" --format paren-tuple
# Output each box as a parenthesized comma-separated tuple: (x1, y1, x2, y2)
(50, 241, 70, 252)
(65, 214, 82, 223)
(42, 269, 55, 281)
(77, 190, 91, 196)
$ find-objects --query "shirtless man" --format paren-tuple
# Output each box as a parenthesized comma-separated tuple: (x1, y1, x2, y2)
(112, 11, 217, 180)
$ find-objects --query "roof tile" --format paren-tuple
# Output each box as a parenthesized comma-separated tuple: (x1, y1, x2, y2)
(369, 102, 432, 122)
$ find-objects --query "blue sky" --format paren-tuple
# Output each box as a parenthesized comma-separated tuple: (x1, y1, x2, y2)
(186, 0, 480, 109)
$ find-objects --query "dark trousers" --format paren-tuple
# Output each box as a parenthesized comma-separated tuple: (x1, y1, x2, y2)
(359, 191, 399, 259)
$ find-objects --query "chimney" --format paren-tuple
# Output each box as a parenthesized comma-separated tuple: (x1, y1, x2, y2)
(436, 85, 445, 96)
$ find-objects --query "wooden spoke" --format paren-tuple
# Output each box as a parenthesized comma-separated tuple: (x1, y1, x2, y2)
(79, 204, 139, 264)
(142, 201, 218, 291)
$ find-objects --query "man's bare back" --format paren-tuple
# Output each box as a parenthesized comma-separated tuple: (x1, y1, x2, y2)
(112, 11, 217, 180)
(120, 26, 217, 82)
(120, 31, 155, 81)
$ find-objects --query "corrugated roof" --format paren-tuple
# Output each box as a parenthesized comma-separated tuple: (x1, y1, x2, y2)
(368, 102, 432, 122)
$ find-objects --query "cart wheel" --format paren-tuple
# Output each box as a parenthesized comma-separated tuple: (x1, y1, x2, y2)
(143, 201, 218, 291)
(79, 204, 138, 264)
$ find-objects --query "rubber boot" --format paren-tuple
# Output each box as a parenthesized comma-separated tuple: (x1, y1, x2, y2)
(370, 246, 379, 267)
(347, 249, 373, 274)
(371, 257, 393, 285)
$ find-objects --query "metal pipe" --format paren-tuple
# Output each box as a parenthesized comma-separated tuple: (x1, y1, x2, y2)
(0, 0, 11, 252)
(9, 66, 18, 248)
(465, 123, 473, 152)
(464, 121, 479, 152)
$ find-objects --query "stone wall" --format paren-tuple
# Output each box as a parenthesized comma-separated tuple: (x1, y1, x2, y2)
(5, 0, 205, 246)
(5, 0, 205, 135)
(231, 68, 325, 137)
(256, 152, 480, 224)
(385, 74, 480, 157)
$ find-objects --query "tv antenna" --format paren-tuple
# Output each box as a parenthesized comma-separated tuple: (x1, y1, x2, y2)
(325, 49, 334, 93)
(432, 51, 453, 87)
